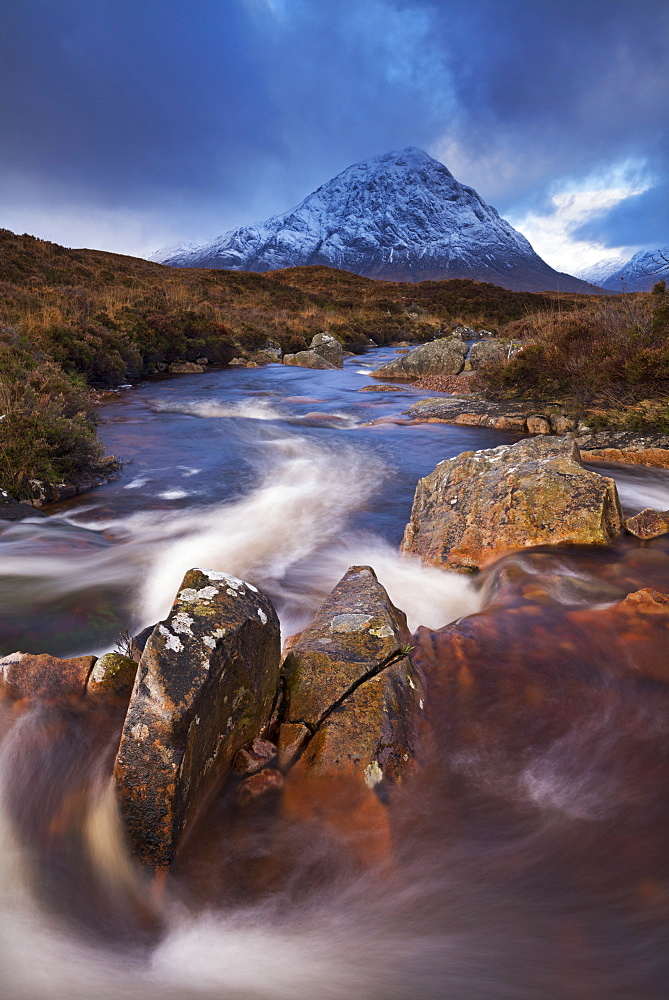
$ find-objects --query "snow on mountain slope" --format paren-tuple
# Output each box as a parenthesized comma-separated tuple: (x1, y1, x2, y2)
(593, 247, 669, 292)
(575, 256, 628, 288)
(151, 148, 599, 293)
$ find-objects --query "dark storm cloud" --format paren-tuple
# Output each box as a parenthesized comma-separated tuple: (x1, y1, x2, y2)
(0, 0, 666, 254)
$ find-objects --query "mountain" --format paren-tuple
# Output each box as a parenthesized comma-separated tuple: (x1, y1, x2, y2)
(575, 256, 628, 288)
(151, 148, 598, 294)
(577, 247, 669, 293)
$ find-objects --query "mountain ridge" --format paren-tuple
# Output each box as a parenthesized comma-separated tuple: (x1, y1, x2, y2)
(577, 247, 669, 292)
(151, 148, 599, 294)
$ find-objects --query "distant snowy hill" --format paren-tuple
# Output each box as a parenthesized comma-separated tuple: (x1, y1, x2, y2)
(151, 148, 598, 294)
(575, 257, 628, 288)
(579, 247, 669, 293)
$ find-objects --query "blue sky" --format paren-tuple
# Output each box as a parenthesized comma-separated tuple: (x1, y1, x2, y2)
(0, 0, 666, 273)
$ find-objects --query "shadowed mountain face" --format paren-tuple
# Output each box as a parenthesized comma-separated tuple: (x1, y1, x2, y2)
(151, 148, 598, 294)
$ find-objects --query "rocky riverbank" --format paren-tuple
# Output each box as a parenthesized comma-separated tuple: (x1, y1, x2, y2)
(366, 395, 669, 468)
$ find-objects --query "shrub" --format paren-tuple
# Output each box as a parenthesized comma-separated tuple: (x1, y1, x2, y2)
(480, 296, 669, 409)
(0, 340, 105, 498)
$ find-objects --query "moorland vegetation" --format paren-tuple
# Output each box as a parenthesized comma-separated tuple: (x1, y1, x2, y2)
(0, 228, 666, 499)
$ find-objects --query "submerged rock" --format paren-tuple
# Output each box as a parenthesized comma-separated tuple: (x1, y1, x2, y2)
(370, 337, 468, 379)
(114, 568, 281, 869)
(310, 332, 344, 367)
(283, 350, 337, 370)
(401, 436, 623, 572)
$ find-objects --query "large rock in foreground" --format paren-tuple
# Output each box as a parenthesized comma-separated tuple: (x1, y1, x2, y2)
(401, 437, 623, 572)
(282, 565, 423, 785)
(114, 569, 281, 869)
(280, 565, 425, 865)
(370, 337, 467, 380)
(284, 566, 411, 714)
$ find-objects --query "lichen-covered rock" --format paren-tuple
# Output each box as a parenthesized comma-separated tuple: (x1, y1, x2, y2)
(401, 437, 623, 572)
(0, 652, 95, 700)
(467, 339, 513, 370)
(370, 337, 467, 379)
(279, 566, 425, 868)
(86, 652, 137, 700)
(283, 350, 336, 370)
(114, 568, 281, 869)
(282, 566, 424, 792)
(293, 653, 424, 788)
(283, 566, 412, 728)
(624, 508, 669, 539)
(310, 332, 344, 367)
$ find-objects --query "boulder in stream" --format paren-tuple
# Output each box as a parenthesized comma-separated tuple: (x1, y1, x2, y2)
(283, 350, 337, 370)
(401, 436, 623, 572)
(370, 337, 467, 379)
(310, 332, 344, 368)
(280, 565, 425, 865)
(624, 508, 669, 539)
(114, 568, 281, 869)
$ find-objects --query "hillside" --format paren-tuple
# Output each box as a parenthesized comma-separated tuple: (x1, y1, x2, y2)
(0, 228, 625, 502)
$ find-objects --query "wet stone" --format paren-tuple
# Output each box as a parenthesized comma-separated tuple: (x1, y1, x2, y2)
(0, 652, 95, 700)
(232, 738, 278, 775)
(624, 508, 669, 540)
(277, 722, 311, 768)
(86, 652, 137, 701)
(238, 768, 284, 805)
(402, 436, 623, 572)
(114, 568, 281, 869)
(282, 565, 412, 729)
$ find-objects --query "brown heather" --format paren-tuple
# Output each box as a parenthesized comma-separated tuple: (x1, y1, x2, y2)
(480, 293, 669, 431)
(1, 227, 663, 497)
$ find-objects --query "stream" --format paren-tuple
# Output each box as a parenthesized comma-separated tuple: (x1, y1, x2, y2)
(1, 347, 669, 999)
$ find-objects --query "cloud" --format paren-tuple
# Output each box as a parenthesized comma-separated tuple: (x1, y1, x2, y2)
(0, 0, 666, 257)
(505, 162, 652, 273)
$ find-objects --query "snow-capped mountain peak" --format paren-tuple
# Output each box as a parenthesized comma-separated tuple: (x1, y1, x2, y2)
(150, 148, 599, 293)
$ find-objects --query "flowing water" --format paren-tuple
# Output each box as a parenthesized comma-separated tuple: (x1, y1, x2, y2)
(1, 347, 669, 999)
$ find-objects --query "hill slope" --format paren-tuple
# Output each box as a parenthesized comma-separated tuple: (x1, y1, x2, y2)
(0, 227, 613, 500)
(151, 148, 597, 294)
